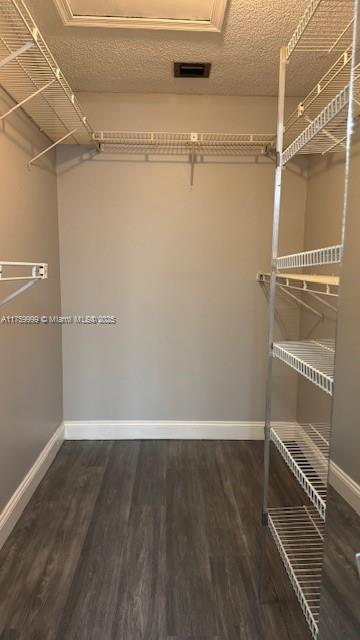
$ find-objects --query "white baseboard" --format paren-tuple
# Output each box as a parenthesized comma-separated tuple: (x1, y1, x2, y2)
(0, 422, 65, 550)
(329, 461, 360, 516)
(64, 420, 265, 441)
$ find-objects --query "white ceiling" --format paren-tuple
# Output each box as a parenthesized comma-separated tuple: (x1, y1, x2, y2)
(28, 0, 332, 96)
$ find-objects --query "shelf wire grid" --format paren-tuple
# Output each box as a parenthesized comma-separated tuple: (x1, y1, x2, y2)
(0, 0, 93, 144)
(286, 0, 355, 60)
(268, 506, 325, 639)
(93, 131, 275, 156)
(271, 423, 330, 519)
(285, 46, 359, 149)
(273, 339, 335, 395)
(282, 79, 360, 162)
(276, 245, 342, 270)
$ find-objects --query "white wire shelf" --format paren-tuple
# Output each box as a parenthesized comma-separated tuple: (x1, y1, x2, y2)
(276, 245, 342, 270)
(282, 82, 357, 162)
(93, 131, 275, 156)
(0, 0, 93, 155)
(0, 260, 47, 280)
(0, 260, 48, 307)
(271, 423, 330, 519)
(286, 0, 355, 60)
(257, 272, 339, 297)
(273, 339, 335, 395)
(268, 506, 325, 639)
(285, 46, 359, 150)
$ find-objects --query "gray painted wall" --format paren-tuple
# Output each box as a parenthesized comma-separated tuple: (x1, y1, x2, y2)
(0, 90, 63, 512)
(331, 142, 360, 484)
(57, 93, 307, 421)
(297, 144, 359, 483)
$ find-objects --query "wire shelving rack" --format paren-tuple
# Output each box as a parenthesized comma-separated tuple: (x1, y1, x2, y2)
(260, 1, 358, 638)
(0, 2, 275, 178)
(283, 0, 359, 162)
(0, 0, 93, 164)
(271, 424, 329, 519)
(93, 131, 275, 185)
(273, 339, 335, 395)
(268, 506, 325, 638)
(0, 260, 48, 306)
(93, 131, 275, 156)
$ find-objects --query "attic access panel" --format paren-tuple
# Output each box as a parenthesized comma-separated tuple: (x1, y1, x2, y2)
(53, 0, 229, 31)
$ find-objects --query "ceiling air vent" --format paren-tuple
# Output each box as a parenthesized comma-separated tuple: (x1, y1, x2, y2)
(174, 62, 211, 78)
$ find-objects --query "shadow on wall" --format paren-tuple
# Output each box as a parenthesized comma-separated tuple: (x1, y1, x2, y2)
(0, 91, 55, 176)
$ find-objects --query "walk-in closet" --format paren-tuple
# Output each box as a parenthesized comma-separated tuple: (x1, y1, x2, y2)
(0, 1, 359, 638)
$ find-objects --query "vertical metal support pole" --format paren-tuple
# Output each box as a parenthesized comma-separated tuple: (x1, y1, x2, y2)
(190, 144, 196, 187)
(259, 46, 287, 600)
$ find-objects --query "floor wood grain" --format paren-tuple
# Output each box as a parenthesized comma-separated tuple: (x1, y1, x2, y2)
(318, 487, 360, 640)
(0, 441, 324, 639)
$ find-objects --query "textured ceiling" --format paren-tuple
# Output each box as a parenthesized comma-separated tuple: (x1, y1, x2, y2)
(27, 0, 332, 96)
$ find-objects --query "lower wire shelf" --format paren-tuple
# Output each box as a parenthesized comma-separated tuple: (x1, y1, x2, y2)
(271, 423, 330, 519)
(273, 339, 335, 396)
(268, 506, 325, 639)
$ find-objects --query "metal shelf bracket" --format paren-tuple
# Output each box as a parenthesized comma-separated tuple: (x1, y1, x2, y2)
(0, 78, 55, 122)
(28, 127, 80, 166)
(0, 261, 48, 307)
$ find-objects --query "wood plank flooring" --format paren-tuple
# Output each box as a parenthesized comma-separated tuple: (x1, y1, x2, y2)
(318, 487, 360, 640)
(0, 441, 312, 640)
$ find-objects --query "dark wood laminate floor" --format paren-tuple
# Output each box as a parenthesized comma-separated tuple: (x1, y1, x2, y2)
(0, 441, 313, 640)
(318, 487, 360, 640)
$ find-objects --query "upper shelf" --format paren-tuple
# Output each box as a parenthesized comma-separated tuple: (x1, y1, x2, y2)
(284, 46, 358, 152)
(0, 0, 93, 147)
(283, 81, 359, 163)
(286, 0, 355, 60)
(93, 131, 275, 157)
(283, 0, 359, 161)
